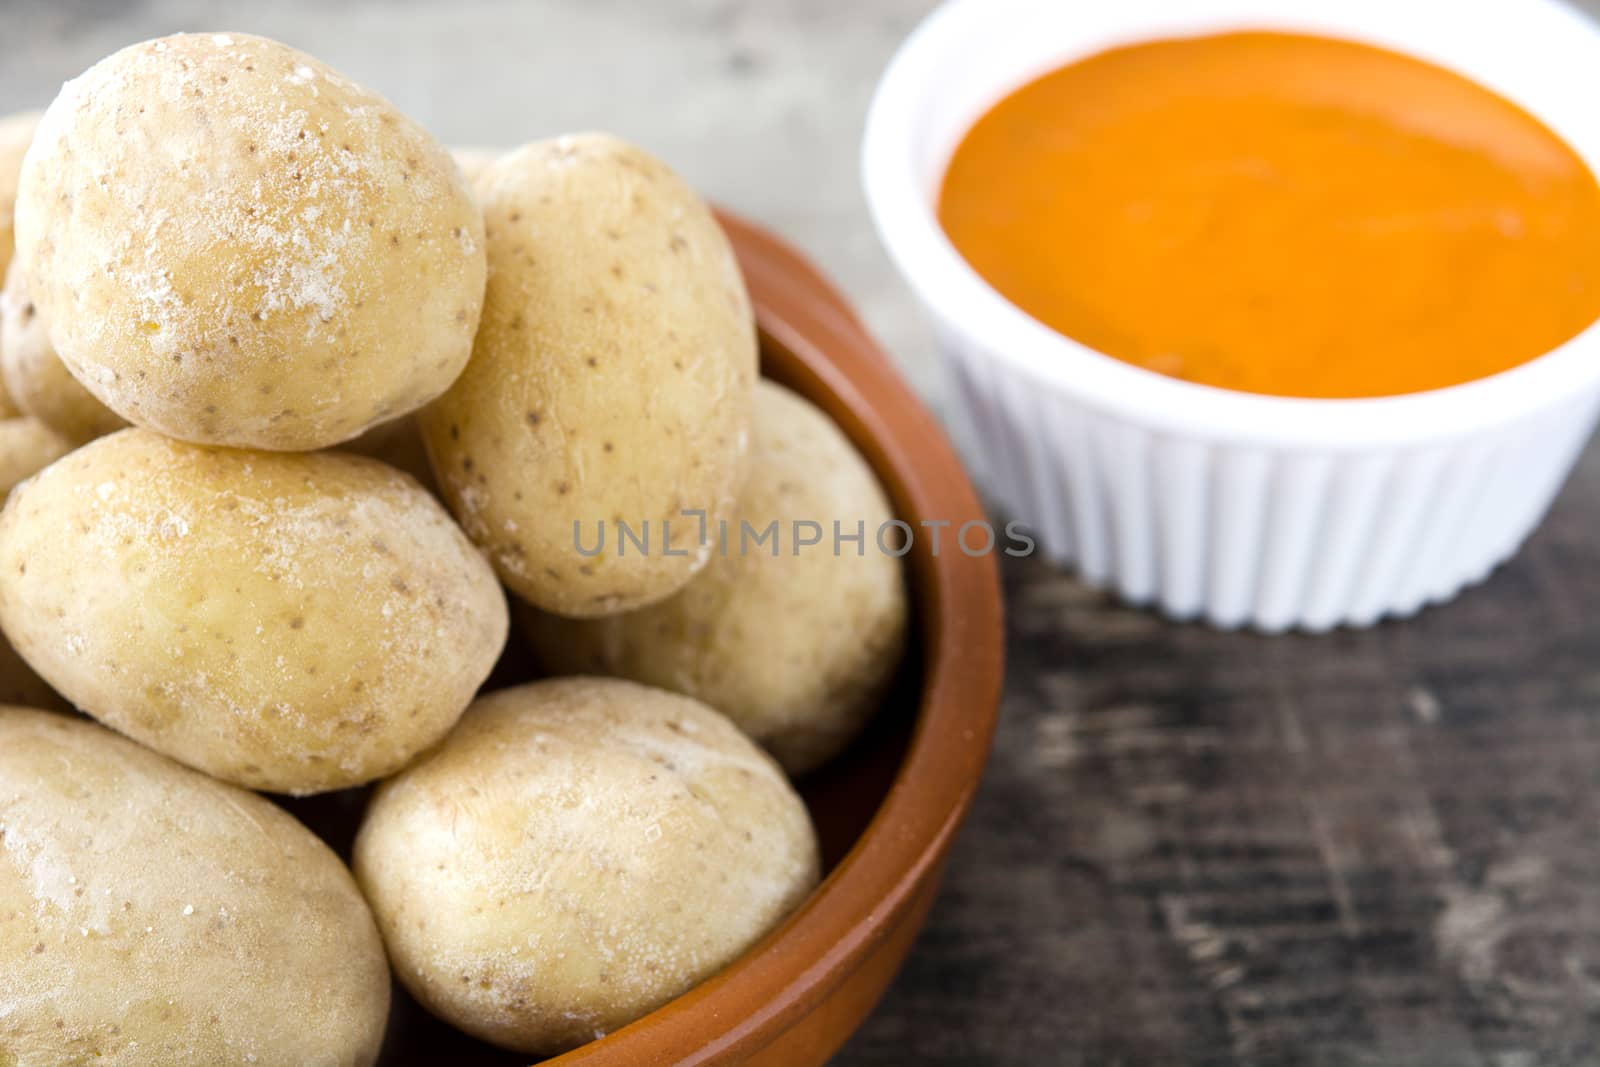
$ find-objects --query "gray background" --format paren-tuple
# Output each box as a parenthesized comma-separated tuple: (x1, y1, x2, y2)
(12, 3, 1600, 1066)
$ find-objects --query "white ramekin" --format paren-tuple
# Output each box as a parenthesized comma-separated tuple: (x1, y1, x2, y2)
(862, 0, 1600, 631)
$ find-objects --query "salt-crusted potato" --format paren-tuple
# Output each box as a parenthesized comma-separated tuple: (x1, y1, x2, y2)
(525, 381, 907, 775)
(0, 428, 508, 795)
(1, 262, 125, 443)
(420, 134, 757, 617)
(0, 707, 390, 1066)
(0, 416, 72, 496)
(354, 678, 819, 1055)
(14, 33, 486, 451)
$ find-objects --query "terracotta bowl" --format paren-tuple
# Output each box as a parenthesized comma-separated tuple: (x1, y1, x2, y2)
(359, 211, 1005, 1065)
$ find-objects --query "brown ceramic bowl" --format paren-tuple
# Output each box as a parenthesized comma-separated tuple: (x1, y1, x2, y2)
(367, 212, 1005, 1065)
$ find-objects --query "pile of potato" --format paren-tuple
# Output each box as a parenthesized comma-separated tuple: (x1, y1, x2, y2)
(0, 31, 908, 1066)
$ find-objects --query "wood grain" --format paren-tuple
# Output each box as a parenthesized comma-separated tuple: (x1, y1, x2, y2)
(836, 437, 1600, 1066)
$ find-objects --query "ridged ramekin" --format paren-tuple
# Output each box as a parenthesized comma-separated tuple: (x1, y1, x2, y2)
(863, 0, 1600, 631)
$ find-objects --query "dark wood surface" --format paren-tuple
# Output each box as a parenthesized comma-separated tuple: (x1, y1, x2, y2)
(837, 437, 1600, 1066)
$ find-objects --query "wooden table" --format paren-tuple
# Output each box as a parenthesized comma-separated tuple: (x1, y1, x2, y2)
(837, 438, 1600, 1066)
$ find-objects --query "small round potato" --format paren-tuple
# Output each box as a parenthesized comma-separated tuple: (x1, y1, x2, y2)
(0, 707, 390, 1065)
(0, 428, 508, 795)
(354, 678, 819, 1055)
(1, 262, 126, 443)
(0, 416, 73, 496)
(14, 33, 486, 451)
(420, 133, 757, 617)
(525, 381, 908, 775)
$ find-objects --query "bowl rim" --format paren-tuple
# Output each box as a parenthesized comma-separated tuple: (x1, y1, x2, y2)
(543, 211, 1006, 1065)
(861, 0, 1600, 449)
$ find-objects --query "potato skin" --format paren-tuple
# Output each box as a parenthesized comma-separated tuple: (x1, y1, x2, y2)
(0, 707, 390, 1066)
(354, 678, 819, 1056)
(1, 262, 126, 443)
(420, 133, 757, 617)
(14, 33, 486, 451)
(524, 381, 908, 775)
(0, 416, 73, 497)
(0, 428, 508, 795)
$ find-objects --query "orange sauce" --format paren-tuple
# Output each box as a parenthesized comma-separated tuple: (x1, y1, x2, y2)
(937, 32, 1600, 398)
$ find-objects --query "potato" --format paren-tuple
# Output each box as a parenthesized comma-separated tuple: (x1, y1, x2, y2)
(0, 416, 72, 497)
(14, 33, 485, 451)
(354, 678, 819, 1055)
(0, 428, 508, 795)
(420, 134, 757, 617)
(525, 381, 908, 775)
(0, 111, 40, 420)
(1, 262, 126, 443)
(0, 707, 390, 1065)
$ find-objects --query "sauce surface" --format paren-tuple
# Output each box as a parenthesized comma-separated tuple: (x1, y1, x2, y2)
(938, 32, 1600, 398)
